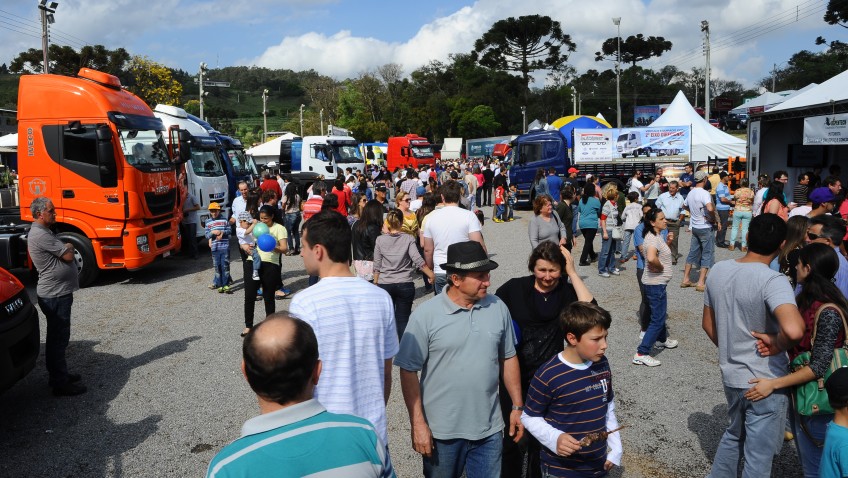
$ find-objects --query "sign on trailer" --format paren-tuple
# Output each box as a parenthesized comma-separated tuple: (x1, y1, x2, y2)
(573, 126, 692, 163)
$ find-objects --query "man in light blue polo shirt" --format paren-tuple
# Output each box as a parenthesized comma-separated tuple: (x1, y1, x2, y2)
(715, 172, 733, 248)
(655, 180, 686, 264)
(396, 241, 525, 477)
(207, 313, 394, 478)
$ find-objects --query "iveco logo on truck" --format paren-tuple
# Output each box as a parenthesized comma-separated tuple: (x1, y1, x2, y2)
(4, 297, 23, 315)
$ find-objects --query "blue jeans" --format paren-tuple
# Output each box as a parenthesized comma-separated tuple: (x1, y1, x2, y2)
(434, 273, 447, 295)
(637, 284, 668, 354)
(284, 212, 301, 252)
(686, 227, 715, 269)
(424, 432, 502, 478)
(598, 235, 618, 273)
(211, 248, 231, 287)
(38, 294, 74, 387)
(729, 210, 752, 247)
(618, 229, 634, 259)
(790, 409, 832, 478)
(708, 387, 788, 478)
(495, 204, 505, 220)
(378, 282, 415, 339)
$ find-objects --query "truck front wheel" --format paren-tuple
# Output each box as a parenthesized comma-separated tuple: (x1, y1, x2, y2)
(56, 232, 98, 287)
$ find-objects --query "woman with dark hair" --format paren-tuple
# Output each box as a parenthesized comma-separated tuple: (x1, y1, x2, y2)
(779, 215, 810, 287)
(321, 192, 339, 212)
(281, 183, 301, 255)
(495, 241, 594, 478)
(577, 182, 601, 266)
(245, 187, 262, 218)
(351, 200, 384, 280)
(532, 167, 549, 199)
(746, 243, 848, 477)
(416, 192, 440, 292)
(473, 165, 485, 207)
(555, 184, 577, 250)
(633, 207, 678, 367)
(348, 193, 366, 226)
(762, 180, 789, 220)
(241, 204, 288, 337)
(331, 178, 350, 216)
(529, 194, 566, 249)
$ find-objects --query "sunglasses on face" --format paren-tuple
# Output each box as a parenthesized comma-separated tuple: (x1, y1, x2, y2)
(807, 232, 821, 241)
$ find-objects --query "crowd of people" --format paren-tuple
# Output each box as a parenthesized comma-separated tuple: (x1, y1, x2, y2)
(191, 159, 848, 478)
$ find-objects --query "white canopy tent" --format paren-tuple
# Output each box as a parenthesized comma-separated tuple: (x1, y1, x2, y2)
(650, 91, 746, 162)
(0, 133, 16, 153)
(245, 133, 299, 165)
(767, 69, 848, 113)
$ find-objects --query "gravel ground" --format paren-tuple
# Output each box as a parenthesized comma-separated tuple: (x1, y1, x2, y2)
(0, 211, 803, 477)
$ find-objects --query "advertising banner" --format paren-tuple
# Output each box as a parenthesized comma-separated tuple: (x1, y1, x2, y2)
(804, 113, 848, 145)
(573, 126, 691, 163)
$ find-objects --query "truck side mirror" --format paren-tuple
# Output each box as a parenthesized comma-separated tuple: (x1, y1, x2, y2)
(177, 129, 192, 164)
(96, 125, 117, 187)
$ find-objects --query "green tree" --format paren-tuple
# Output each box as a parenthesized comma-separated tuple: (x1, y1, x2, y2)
(125, 56, 183, 107)
(10, 44, 129, 76)
(473, 15, 576, 88)
(824, 0, 848, 27)
(457, 105, 500, 138)
(595, 34, 672, 68)
(760, 42, 848, 91)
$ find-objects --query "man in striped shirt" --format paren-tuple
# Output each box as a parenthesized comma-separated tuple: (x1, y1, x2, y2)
(206, 313, 394, 478)
(521, 302, 622, 477)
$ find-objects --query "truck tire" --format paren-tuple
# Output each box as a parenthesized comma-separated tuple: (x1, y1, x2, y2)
(56, 232, 98, 287)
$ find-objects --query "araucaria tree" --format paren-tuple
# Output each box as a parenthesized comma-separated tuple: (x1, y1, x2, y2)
(473, 15, 576, 88)
(595, 34, 672, 67)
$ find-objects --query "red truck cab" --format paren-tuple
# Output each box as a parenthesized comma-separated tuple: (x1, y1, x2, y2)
(387, 134, 435, 170)
(0, 267, 39, 393)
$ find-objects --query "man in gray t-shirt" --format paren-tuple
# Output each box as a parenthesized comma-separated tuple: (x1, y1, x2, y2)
(395, 241, 523, 476)
(702, 214, 803, 478)
(27, 197, 84, 396)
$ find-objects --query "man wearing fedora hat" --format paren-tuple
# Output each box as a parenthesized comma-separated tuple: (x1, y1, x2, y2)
(396, 241, 524, 477)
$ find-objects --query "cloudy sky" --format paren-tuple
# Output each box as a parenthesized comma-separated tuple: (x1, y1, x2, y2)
(0, 0, 838, 88)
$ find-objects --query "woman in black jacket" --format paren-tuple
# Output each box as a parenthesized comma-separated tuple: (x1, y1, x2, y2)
(351, 200, 385, 280)
(495, 241, 595, 478)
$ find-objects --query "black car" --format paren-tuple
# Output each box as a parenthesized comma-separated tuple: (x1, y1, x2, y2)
(719, 113, 748, 131)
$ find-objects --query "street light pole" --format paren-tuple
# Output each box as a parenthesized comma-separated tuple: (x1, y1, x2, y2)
(262, 89, 269, 143)
(613, 17, 622, 128)
(320, 108, 324, 135)
(299, 104, 305, 137)
(199, 62, 208, 121)
(521, 106, 526, 132)
(701, 20, 711, 121)
(38, 1, 58, 74)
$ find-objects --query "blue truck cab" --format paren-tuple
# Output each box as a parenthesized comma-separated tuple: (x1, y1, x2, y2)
(508, 129, 570, 207)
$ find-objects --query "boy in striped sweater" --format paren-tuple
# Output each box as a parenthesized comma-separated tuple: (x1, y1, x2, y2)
(521, 302, 623, 477)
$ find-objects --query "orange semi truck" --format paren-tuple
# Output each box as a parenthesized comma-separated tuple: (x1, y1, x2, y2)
(0, 68, 189, 286)
(386, 134, 435, 170)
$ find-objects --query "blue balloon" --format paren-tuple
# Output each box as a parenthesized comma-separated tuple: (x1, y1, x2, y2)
(257, 234, 277, 252)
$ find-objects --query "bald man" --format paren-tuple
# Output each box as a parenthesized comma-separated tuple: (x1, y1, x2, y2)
(207, 313, 394, 478)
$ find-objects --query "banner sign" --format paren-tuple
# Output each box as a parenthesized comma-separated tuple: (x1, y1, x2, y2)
(573, 126, 691, 163)
(804, 113, 848, 145)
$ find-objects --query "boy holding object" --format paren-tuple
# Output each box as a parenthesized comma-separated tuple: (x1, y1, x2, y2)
(521, 302, 622, 477)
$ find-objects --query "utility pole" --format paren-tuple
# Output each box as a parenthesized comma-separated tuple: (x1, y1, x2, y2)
(613, 17, 622, 128)
(320, 108, 324, 135)
(262, 89, 269, 143)
(521, 106, 526, 133)
(199, 62, 207, 121)
(701, 20, 711, 121)
(571, 87, 577, 116)
(772, 63, 778, 92)
(299, 104, 305, 137)
(38, 1, 58, 74)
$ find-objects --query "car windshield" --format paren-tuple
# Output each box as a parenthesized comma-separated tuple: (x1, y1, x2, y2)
(333, 144, 364, 163)
(119, 129, 172, 170)
(227, 149, 252, 175)
(190, 148, 225, 177)
(411, 145, 434, 158)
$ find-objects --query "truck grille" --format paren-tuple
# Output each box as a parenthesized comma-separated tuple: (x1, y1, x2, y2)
(144, 190, 176, 217)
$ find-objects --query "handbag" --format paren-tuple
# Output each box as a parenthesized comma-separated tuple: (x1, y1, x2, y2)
(611, 226, 623, 240)
(790, 303, 848, 416)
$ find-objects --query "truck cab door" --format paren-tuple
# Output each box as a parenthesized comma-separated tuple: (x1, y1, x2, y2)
(48, 123, 124, 226)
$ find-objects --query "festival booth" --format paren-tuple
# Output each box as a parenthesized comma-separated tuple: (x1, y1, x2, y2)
(747, 69, 848, 187)
(245, 133, 299, 167)
(650, 91, 746, 164)
(550, 115, 611, 149)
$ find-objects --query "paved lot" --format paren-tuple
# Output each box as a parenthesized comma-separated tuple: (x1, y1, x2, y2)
(0, 212, 803, 477)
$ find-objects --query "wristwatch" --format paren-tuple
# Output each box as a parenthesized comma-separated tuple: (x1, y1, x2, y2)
(511, 405, 524, 411)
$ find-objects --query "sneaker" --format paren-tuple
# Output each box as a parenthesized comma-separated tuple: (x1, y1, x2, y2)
(208, 284, 217, 290)
(598, 272, 610, 278)
(633, 354, 661, 367)
(507, 218, 515, 222)
(218, 287, 225, 293)
(252, 271, 260, 281)
(639, 331, 646, 340)
(656, 338, 678, 349)
(610, 268, 621, 276)
(52, 382, 87, 396)
(493, 218, 503, 223)
(221, 285, 231, 294)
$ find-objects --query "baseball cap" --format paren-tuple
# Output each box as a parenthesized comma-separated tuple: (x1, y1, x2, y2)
(568, 167, 579, 174)
(375, 184, 387, 192)
(208, 202, 222, 210)
(809, 187, 836, 204)
(694, 171, 709, 182)
(237, 211, 252, 222)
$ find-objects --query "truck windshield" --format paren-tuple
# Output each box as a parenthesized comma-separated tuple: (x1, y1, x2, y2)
(227, 149, 252, 176)
(333, 144, 364, 163)
(191, 148, 225, 177)
(119, 130, 172, 170)
(411, 146, 434, 158)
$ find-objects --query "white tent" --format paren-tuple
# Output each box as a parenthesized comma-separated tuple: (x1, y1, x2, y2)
(245, 133, 299, 165)
(650, 91, 746, 162)
(0, 133, 16, 153)
(767, 69, 848, 113)
(730, 90, 797, 114)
